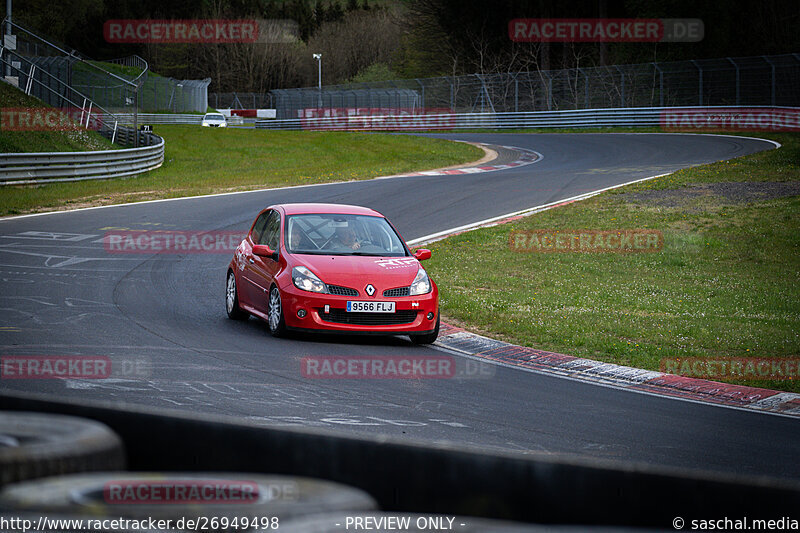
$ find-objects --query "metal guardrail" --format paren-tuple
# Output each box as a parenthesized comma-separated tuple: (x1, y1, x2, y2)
(0, 133, 165, 186)
(255, 106, 800, 131)
(114, 113, 203, 125)
(113, 113, 245, 126)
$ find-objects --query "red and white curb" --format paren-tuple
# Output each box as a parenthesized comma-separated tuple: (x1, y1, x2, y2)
(435, 319, 800, 418)
(393, 144, 542, 177)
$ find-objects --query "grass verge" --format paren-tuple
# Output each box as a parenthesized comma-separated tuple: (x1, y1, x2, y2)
(425, 132, 800, 393)
(0, 125, 482, 216)
(0, 82, 117, 153)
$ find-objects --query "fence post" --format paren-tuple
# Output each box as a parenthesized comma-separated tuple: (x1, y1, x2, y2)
(111, 120, 117, 144)
(514, 75, 519, 112)
(580, 68, 589, 109)
(726, 57, 740, 105)
(762, 55, 776, 106)
(614, 65, 625, 107)
(691, 60, 703, 106)
(652, 63, 663, 107)
(134, 87, 139, 148)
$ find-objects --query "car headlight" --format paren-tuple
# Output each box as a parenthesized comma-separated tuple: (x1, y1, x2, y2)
(409, 267, 431, 296)
(292, 266, 327, 293)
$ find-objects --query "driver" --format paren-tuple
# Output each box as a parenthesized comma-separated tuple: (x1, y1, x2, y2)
(332, 226, 361, 250)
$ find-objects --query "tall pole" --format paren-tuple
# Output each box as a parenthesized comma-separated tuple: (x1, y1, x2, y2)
(314, 54, 322, 107)
(134, 87, 139, 148)
(313, 53, 322, 108)
(5, 0, 11, 78)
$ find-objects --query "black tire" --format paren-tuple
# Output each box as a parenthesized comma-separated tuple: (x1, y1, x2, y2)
(0, 472, 377, 526)
(0, 412, 125, 488)
(267, 285, 287, 337)
(411, 313, 440, 345)
(225, 270, 249, 320)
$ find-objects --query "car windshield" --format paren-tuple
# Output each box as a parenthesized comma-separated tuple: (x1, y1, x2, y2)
(285, 214, 408, 256)
(205, 114, 225, 120)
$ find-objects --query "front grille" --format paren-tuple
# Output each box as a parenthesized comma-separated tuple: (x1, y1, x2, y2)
(327, 285, 359, 296)
(383, 287, 410, 297)
(320, 309, 418, 326)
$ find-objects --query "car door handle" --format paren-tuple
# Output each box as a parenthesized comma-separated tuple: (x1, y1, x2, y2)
(248, 257, 254, 264)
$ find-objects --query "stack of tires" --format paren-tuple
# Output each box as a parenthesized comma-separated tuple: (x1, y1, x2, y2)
(0, 411, 551, 532)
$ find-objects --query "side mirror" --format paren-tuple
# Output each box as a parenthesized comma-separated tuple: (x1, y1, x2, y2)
(253, 244, 279, 261)
(413, 249, 432, 261)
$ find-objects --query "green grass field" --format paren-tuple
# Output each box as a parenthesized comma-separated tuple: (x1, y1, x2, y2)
(0, 125, 482, 216)
(425, 132, 800, 392)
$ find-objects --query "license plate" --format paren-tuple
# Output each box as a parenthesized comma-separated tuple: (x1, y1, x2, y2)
(346, 301, 395, 313)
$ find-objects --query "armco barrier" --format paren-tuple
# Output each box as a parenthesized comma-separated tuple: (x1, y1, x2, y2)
(255, 105, 800, 131)
(113, 113, 245, 126)
(113, 113, 202, 125)
(1, 390, 798, 528)
(0, 133, 164, 186)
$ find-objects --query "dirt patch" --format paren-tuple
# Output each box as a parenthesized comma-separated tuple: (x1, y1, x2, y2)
(623, 181, 800, 208)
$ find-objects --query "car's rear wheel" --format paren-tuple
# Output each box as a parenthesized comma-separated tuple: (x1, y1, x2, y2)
(226, 270, 249, 320)
(411, 313, 439, 345)
(268, 285, 287, 337)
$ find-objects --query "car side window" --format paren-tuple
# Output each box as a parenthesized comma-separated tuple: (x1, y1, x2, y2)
(250, 211, 270, 244)
(261, 211, 281, 250)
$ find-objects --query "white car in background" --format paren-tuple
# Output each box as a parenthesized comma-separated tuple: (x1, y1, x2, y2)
(201, 113, 227, 127)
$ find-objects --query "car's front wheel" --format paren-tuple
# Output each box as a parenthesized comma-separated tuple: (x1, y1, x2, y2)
(226, 270, 249, 320)
(268, 285, 287, 337)
(411, 313, 440, 345)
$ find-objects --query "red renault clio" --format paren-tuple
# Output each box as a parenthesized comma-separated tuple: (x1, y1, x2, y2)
(226, 203, 439, 344)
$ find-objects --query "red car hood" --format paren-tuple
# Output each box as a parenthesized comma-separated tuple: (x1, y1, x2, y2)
(295, 254, 421, 290)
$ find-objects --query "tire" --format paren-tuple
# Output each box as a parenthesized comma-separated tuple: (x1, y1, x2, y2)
(267, 285, 287, 337)
(225, 270, 249, 320)
(0, 472, 377, 526)
(0, 412, 125, 488)
(411, 313, 440, 345)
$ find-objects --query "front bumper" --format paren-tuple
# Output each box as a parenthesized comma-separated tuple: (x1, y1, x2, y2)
(280, 282, 438, 334)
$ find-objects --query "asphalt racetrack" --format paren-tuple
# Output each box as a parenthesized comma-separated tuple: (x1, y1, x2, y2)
(2, 132, 798, 480)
